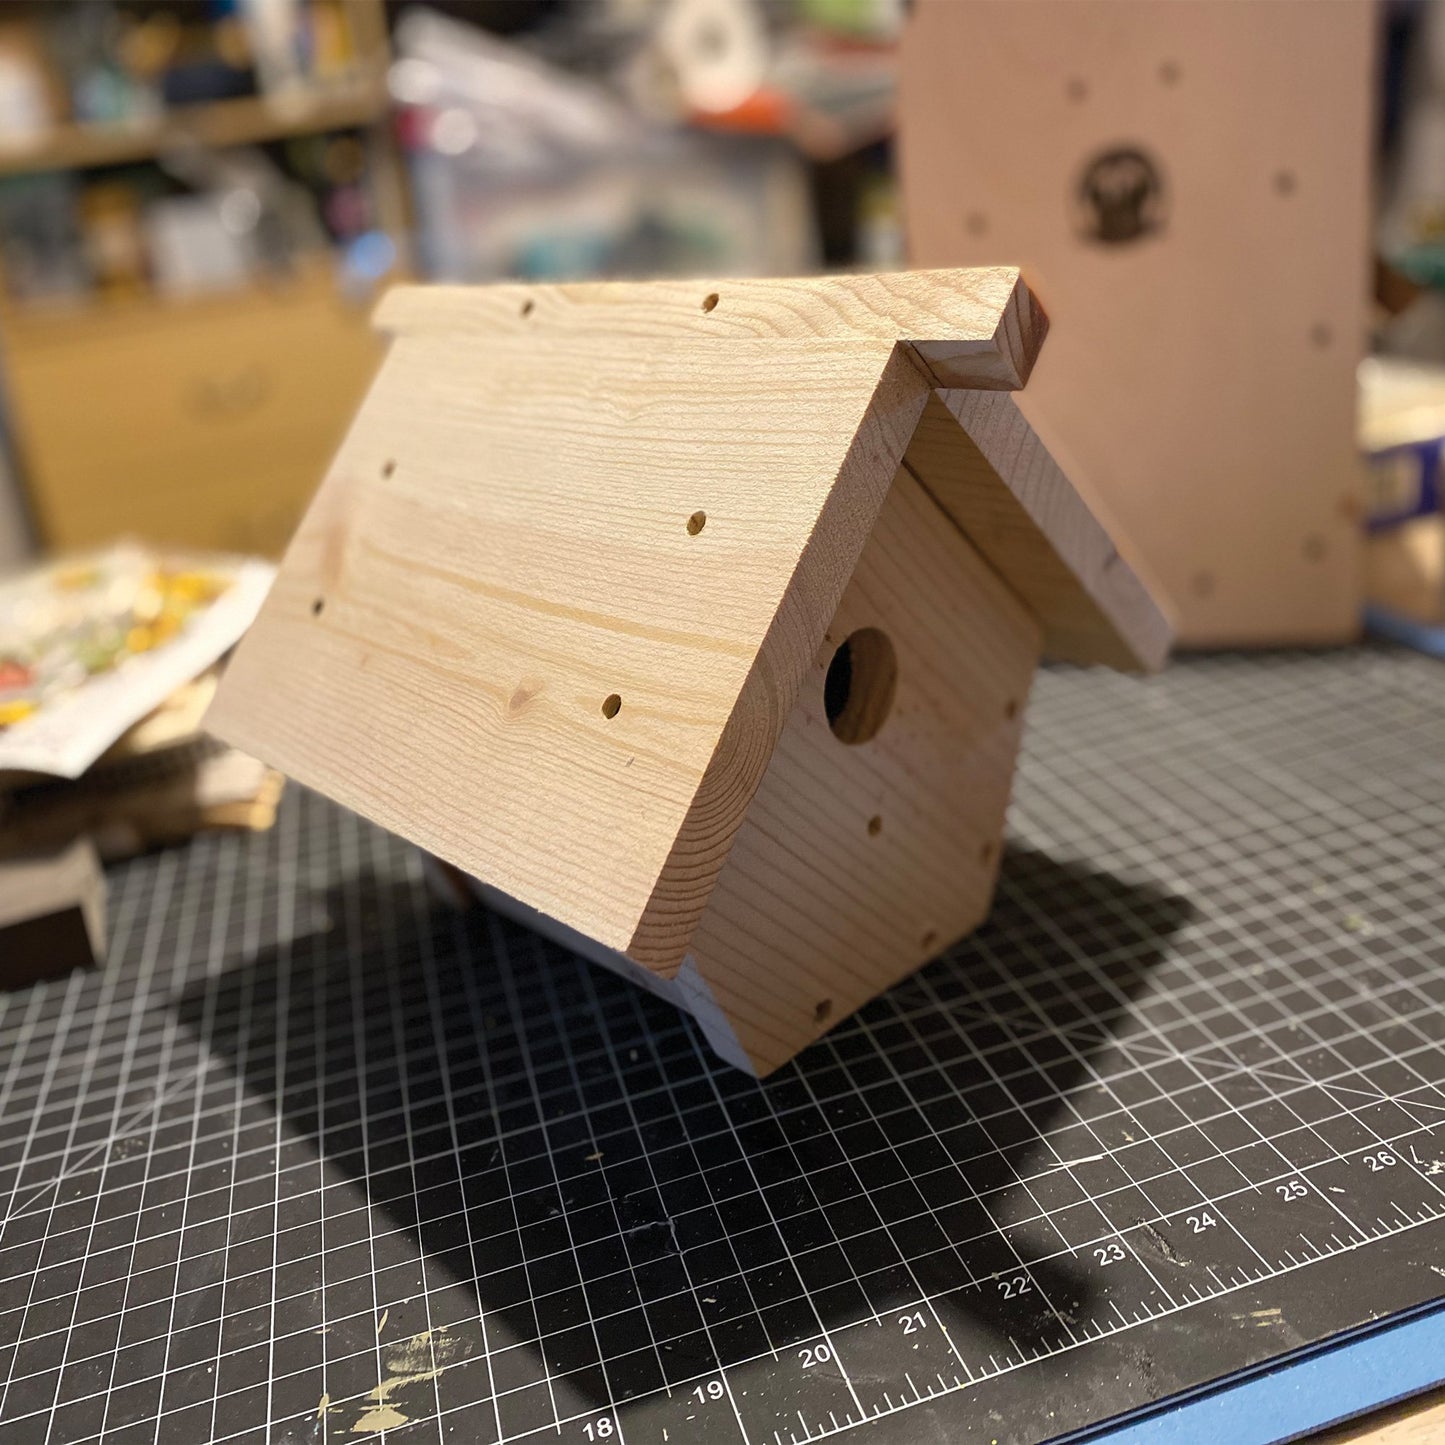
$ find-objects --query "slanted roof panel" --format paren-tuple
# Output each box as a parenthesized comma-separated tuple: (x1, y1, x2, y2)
(905, 390, 1173, 671)
(208, 329, 930, 963)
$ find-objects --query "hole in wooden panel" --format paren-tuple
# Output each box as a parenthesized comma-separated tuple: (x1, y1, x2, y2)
(980, 840, 995, 865)
(1159, 59, 1181, 85)
(1066, 76, 1088, 102)
(824, 628, 897, 746)
(920, 930, 939, 953)
(381, 458, 396, 478)
(687, 511, 707, 535)
(965, 211, 989, 236)
(1191, 571, 1216, 598)
(601, 694, 622, 719)
(701, 292, 719, 313)
(1004, 697, 1019, 721)
(867, 815, 882, 837)
(1302, 534, 1328, 562)
(1310, 322, 1333, 348)
(1274, 170, 1297, 196)
(520, 298, 534, 317)
(814, 999, 833, 1023)
(311, 598, 324, 617)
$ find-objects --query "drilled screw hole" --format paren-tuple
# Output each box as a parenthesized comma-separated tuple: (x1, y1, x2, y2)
(601, 693, 622, 719)
(814, 999, 833, 1023)
(1274, 170, 1296, 197)
(1066, 76, 1088, 102)
(311, 598, 325, 617)
(1310, 322, 1333, 349)
(920, 930, 939, 954)
(520, 298, 534, 317)
(381, 458, 396, 478)
(701, 292, 719, 313)
(1159, 59, 1181, 85)
(687, 510, 707, 536)
(1302, 534, 1327, 562)
(1004, 697, 1019, 721)
(980, 840, 995, 865)
(867, 815, 882, 837)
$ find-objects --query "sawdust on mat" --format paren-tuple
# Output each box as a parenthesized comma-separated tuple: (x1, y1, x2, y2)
(345, 1326, 469, 1436)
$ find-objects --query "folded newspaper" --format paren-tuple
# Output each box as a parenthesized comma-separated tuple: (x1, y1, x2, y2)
(0, 544, 274, 779)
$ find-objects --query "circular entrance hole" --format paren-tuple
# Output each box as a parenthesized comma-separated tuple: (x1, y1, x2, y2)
(824, 628, 897, 745)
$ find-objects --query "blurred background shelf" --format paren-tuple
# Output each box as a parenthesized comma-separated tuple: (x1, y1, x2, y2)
(0, 77, 390, 178)
(0, 0, 407, 561)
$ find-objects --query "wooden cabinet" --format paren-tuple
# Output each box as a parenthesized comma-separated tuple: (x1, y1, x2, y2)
(3, 272, 385, 556)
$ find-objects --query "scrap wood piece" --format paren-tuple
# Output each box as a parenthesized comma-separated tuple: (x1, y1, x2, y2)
(0, 837, 106, 989)
(0, 742, 282, 862)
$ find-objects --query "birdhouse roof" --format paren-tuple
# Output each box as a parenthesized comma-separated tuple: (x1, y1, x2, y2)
(208, 268, 1169, 975)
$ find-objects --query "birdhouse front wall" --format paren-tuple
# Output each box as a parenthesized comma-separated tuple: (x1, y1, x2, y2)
(685, 459, 1042, 1074)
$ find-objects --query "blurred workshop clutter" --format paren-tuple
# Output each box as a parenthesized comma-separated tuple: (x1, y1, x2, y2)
(0, 0, 900, 567)
(0, 544, 280, 983)
(0, 0, 403, 561)
(390, 1, 895, 282)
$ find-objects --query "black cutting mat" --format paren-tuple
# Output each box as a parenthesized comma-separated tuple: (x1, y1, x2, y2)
(2, 648, 1444, 1445)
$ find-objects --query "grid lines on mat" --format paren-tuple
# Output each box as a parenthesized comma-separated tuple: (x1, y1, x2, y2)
(0, 646, 1443, 1445)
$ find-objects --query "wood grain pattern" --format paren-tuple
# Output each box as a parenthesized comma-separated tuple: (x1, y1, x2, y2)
(900, 0, 1372, 645)
(628, 342, 932, 968)
(375, 267, 1049, 391)
(209, 331, 931, 972)
(906, 390, 1173, 671)
(687, 460, 1040, 1074)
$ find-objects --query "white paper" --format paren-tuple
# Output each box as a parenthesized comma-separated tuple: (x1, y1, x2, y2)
(0, 559, 274, 779)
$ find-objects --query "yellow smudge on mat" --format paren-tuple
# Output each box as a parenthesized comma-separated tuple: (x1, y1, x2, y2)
(317, 1393, 330, 1419)
(347, 1328, 468, 1437)
(352, 1404, 408, 1433)
(376, 1308, 389, 1336)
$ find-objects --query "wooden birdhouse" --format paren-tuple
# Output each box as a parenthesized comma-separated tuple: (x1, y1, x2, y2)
(207, 268, 1171, 1075)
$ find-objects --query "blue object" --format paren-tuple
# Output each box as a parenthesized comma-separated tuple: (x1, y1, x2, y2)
(1366, 438, 1442, 532)
(1088, 1304, 1445, 1445)
(342, 229, 399, 285)
(1365, 604, 1445, 659)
